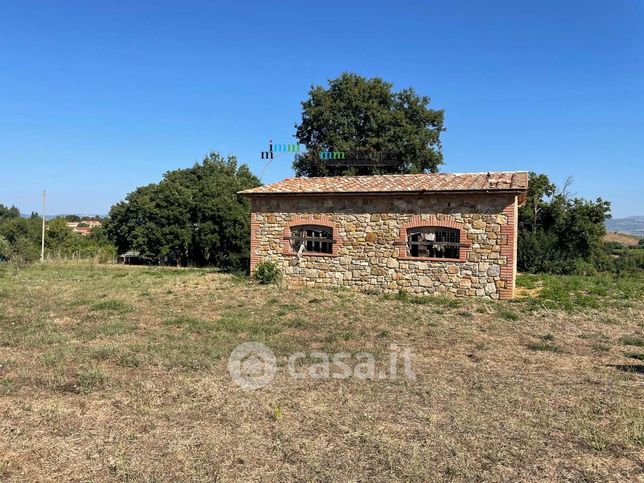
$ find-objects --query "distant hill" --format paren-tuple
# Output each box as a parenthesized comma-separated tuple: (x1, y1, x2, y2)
(604, 231, 641, 247)
(605, 216, 644, 237)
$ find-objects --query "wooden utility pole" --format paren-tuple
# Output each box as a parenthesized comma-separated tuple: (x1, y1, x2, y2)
(40, 190, 46, 262)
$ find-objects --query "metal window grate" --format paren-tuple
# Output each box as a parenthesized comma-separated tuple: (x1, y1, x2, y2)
(407, 227, 461, 259)
(290, 225, 334, 254)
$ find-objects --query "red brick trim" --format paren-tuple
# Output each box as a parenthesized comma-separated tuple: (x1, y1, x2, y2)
(280, 214, 342, 257)
(249, 211, 261, 273)
(498, 197, 518, 300)
(395, 214, 470, 263)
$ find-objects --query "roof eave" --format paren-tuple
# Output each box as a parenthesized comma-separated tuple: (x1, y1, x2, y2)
(239, 189, 527, 197)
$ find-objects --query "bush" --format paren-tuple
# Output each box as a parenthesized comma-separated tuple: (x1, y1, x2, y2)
(11, 236, 40, 264)
(254, 261, 281, 284)
(0, 236, 10, 261)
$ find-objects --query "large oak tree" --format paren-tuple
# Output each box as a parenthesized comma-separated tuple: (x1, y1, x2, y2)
(105, 152, 260, 269)
(293, 73, 445, 176)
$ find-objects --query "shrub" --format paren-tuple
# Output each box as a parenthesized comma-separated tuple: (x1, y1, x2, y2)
(10, 236, 39, 264)
(527, 341, 561, 353)
(395, 289, 409, 301)
(254, 261, 281, 284)
(0, 236, 10, 261)
(497, 306, 520, 321)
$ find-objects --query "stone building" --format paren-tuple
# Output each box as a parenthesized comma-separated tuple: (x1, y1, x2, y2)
(240, 172, 528, 299)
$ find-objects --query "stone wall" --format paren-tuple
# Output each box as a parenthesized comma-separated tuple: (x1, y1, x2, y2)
(249, 194, 518, 299)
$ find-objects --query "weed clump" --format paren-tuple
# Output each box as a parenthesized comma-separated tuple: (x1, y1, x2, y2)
(254, 261, 281, 284)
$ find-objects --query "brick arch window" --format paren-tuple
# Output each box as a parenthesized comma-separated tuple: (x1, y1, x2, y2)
(396, 215, 470, 262)
(281, 215, 342, 257)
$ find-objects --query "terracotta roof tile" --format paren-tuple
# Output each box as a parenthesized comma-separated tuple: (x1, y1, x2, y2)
(240, 171, 528, 195)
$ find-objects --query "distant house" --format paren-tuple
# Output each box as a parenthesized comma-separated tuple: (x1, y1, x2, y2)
(240, 171, 528, 299)
(66, 219, 102, 236)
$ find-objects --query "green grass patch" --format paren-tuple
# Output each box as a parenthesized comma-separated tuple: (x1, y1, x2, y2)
(97, 320, 137, 337)
(287, 318, 306, 328)
(591, 343, 611, 353)
(163, 316, 217, 334)
(90, 299, 134, 314)
(624, 352, 644, 361)
(2, 319, 69, 347)
(410, 295, 460, 308)
(497, 306, 520, 321)
(88, 344, 119, 362)
(117, 350, 145, 368)
(0, 378, 15, 395)
(75, 366, 108, 393)
(388, 289, 461, 308)
(527, 342, 561, 353)
(40, 346, 75, 367)
(164, 311, 284, 337)
(276, 303, 300, 317)
(581, 427, 611, 452)
(619, 335, 644, 347)
(517, 272, 644, 311)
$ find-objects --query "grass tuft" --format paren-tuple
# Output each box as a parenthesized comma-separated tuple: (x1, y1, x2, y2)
(527, 341, 562, 352)
(497, 306, 520, 321)
(90, 299, 134, 314)
(75, 366, 108, 394)
(619, 335, 644, 347)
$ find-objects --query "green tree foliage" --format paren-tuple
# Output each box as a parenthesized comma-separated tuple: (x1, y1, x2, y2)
(0, 216, 41, 263)
(293, 73, 445, 177)
(105, 152, 260, 270)
(0, 235, 11, 260)
(0, 204, 20, 221)
(0, 210, 115, 263)
(46, 218, 75, 251)
(0, 216, 41, 248)
(518, 173, 611, 274)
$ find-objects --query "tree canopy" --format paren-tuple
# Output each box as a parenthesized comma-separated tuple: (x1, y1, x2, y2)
(0, 209, 113, 263)
(293, 73, 445, 177)
(0, 204, 20, 221)
(105, 152, 260, 270)
(517, 173, 612, 274)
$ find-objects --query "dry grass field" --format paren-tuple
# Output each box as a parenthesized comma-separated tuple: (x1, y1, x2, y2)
(604, 231, 642, 247)
(0, 262, 642, 481)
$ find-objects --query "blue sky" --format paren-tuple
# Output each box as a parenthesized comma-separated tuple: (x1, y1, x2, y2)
(1, 0, 642, 217)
